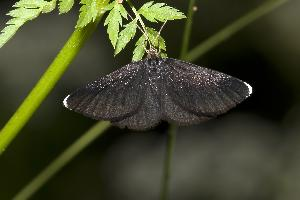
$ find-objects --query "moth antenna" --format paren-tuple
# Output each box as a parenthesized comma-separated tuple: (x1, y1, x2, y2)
(157, 21, 167, 40)
(127, 12, 146, 36)
(128, 12, 151, 47)
(155, 21, 167, 55)
(126, 11, 152, 48)
(157, 37, 161, 55)
(144, 40, 149, 53)
(127, 12, 153, 57)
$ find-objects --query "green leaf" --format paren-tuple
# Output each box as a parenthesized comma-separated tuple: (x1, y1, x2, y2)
(104, 2, 128, 48)
(132, 27, 167, 61)
(138, 1, 186, 22)
(42, 0, 57, 13)
(132, 34, 146, 61)
(115, 18, 137, 55)
(0, 0, 57, 48)
(59, 0, 74, 14)
(118, 2, 128, 19)
(103, 1, 115, 11)
(146, 27, 166, 51)
(76, 0, 109, 28)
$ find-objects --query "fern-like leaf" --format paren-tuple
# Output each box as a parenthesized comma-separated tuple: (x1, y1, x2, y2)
(115, 18, 137, 55)
(59, 0, 74, 14)
(132, 35, 146, 61)
(0, 0, 57, 48)
(76, 0, 109, 28)
(138, 1, 186, 22)
(104, 1, 128, 48)
(132, 27, 167, 61)
(147, 28, 166, 50)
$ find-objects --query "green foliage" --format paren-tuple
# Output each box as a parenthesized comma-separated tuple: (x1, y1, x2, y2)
(76, 0, 109, 28)
(132, 35, 147, 62)
(59, 0, 74, 14)
(104, 1, 128, 48)
(132, 27, 167, 61)
(1, 1, 289, 199)
(0, 0, 185, 60)
(0, 0, 110, 48)
(104, 1, 185, 61)
(138, 1, 186, 22)
(0, 0, 56, 48)
(115, 18, 138, 55)
(147, 28, 166, 51)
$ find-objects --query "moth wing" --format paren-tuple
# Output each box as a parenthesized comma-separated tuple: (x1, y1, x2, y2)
(63, 61, 146, 121)
(113, 86, 162, 130)
(164, 58, 252, 120)
(161, 84, 211, 125)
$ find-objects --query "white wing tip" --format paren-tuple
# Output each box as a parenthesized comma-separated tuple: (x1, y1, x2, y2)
(63, 95, 70, 108)
(244, 82, 253, 96)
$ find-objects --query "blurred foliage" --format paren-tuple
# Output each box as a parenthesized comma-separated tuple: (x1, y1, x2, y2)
(0, 0, 300, 200)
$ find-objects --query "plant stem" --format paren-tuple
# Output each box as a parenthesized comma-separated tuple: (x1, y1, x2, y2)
(0, 17, 103, 155)
(12, 121, 111, 200)
(160, 0, 197, 198)
(185, 0, 289, 62)
(126, 0, 150, 42)
(160, 1, 197, 198)
(13, 0, 289, 198)
(180, 0, 196, 59)
(160, 124, 177, 200)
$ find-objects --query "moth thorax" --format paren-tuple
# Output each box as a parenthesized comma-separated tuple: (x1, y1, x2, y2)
(146, 57, 161, 67)
(146, 46, 159, 58)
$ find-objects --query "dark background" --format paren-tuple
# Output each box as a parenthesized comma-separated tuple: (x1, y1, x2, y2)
(1, 0, 300, 199)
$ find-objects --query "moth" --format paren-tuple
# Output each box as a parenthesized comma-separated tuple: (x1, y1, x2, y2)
(63, 51, 252, 130)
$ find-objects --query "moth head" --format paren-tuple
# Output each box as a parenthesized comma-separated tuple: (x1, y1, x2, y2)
(144, 21, 167, 59)
(146, 45, 159, 59)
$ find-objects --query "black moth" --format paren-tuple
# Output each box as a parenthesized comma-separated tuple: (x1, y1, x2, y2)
(63, 54, 252, 130)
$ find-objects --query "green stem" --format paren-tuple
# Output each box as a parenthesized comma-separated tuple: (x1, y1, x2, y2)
(126, 0, 150, 41)
(13, 0, 289, 198)
(185, 0, 289, 62)
(160, 1, 197, 198)
(160, 124, 177, 200)
(0, 18, 102, 155)
(12, 121, 111, 200)
(180, 0, 196, 59)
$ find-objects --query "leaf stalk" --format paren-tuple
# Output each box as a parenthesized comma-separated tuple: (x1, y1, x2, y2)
(0, 17, 103, 155)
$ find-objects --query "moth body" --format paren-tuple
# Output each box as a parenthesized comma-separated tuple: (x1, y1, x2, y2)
(63, 56, 252, 130)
